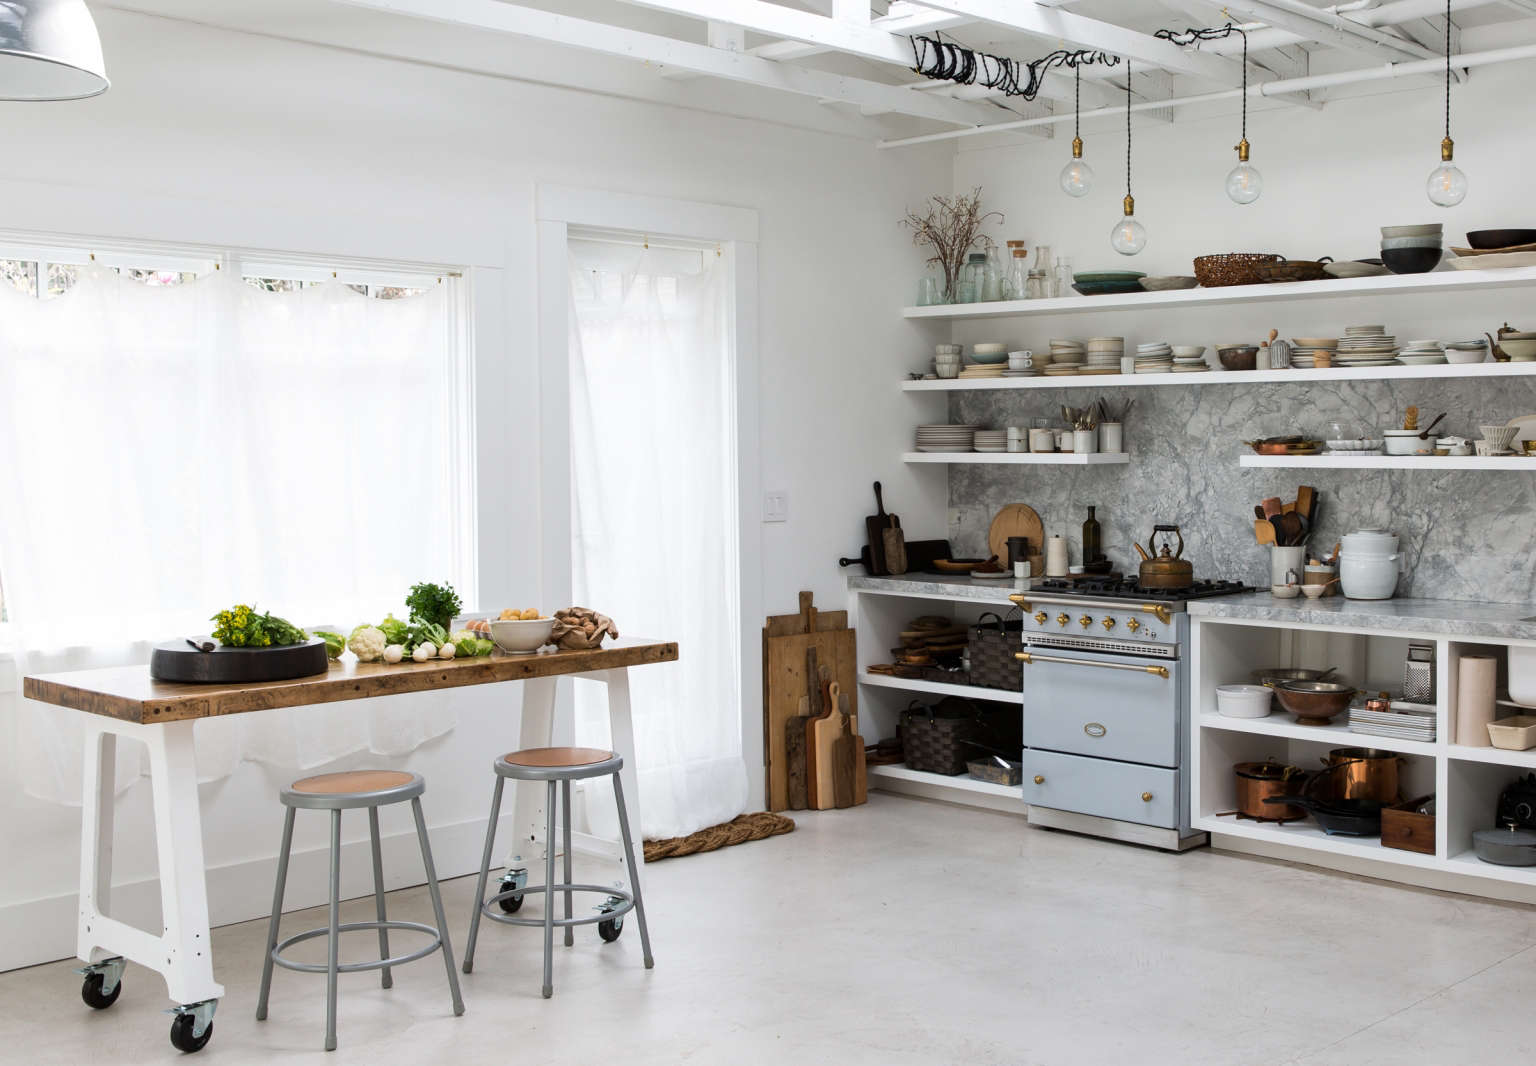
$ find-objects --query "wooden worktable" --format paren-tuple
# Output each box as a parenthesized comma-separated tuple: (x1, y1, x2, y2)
(24, 639, 678, 724)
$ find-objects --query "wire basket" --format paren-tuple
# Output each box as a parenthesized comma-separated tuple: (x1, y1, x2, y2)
(899, 701, 978, 776)
(1193, 253, 1284, 288)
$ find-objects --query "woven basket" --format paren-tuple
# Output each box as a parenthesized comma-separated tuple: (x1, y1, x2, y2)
(968, 610, 1024, 691)
(900, 701, 978, 775)
(1193, 253, 1284, 288)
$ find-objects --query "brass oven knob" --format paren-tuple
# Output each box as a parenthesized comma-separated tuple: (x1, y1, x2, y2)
(1034, 612, 1048, 625)
(1079, 615, 1093, 629)
(1034, 775, 1045, 785)
(1056, 613, 1070, 627)
(1126, 618, 1141, 633)
(1141, 791, 1153, 802)
(1101, 617, 1116, 631)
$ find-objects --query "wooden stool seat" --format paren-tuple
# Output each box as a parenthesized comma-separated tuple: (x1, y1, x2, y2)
(291, 770, 415, 795)
(502, 746, 614, 768)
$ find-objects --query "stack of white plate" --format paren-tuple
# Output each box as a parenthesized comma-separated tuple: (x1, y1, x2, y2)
(1288, 337, 1338, 369)
(1082, 336, 1123, 376)
(1049, 339, 1085, 367)
(1134, 340, 1172, 374)
(1336, 326, 1397, 366)
(958, 364, 1006, 379)
(914, 424, 978, 452)
(1396, 339, 1447, 365)
(1169, 345, 1208, 373)
(972, 429, 1008, 453)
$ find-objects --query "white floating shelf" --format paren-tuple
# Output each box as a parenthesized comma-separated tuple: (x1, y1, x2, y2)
(859, 671, 1024, 705)
(1196, 812, 1445, 871)
(902, 266, 1536, 320)
(1197, 712, 1439, 757)
(1239, 454, 1536, 471)
(901, 361, 1536, 392)
(903, 451, 1130, 465)
(1445, 743, 1536, 770)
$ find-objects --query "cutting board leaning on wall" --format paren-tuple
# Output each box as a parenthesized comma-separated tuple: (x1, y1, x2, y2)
(762, 592, 857, 811)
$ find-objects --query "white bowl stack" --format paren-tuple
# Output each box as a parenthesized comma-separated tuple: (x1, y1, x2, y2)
(1047, 339, 1084, 376)
(1444, 339, 1489, 364)
(1336, 325, 1397, 367)
(934, 343, 962, 379)
(914, 424, 978, 452)
(1170, 345, 1209, 373)
(1133, 340, 1172, 374)
(1396, 339, 1446, 365)
(972, 429, 1008, 453)
(1083, 336, 1124, 376)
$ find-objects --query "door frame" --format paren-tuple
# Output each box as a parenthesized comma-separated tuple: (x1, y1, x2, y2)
(534, 184, 763, 801)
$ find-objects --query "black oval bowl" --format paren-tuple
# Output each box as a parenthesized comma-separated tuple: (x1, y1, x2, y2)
(1380, 246, 1442, 275)
(1467, 228, 1536, 250)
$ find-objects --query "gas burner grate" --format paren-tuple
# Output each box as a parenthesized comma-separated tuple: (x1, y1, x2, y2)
(1032, 577, 1253, 603)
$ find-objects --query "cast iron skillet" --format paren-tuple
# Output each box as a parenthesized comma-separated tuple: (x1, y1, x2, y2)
(1263, 794, 1383, 836)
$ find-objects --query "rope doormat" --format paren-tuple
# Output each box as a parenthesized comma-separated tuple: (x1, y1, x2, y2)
(644, 812, 795, 862)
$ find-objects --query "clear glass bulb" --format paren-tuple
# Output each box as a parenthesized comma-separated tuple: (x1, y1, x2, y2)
(1059, 157, 1094, 198)
(1226, 161, 1262, 204)
(1110, 214, 1147, 256)
(1426, 162, 1468, 207)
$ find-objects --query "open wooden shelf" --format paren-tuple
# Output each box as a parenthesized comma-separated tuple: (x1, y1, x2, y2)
(903, 451, 1129, 465)
(902, 265, 1536, 320)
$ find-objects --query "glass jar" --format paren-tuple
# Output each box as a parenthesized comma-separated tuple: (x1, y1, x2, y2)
(1026, 270, 1044, 300)
(981, 248, 1004, 302)
(960, 252, 987, 303)
(1033, 244, 1054, 292)
(1005, 246, 1028, 302)
(1054, 256, 1072, 300)
(917, 263, 942, 306)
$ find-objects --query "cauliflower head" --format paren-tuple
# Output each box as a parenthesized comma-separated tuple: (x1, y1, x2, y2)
(347, 625, 388, 662)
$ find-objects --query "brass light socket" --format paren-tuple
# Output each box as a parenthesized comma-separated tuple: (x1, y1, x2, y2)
(1235, 138, 1251, 163)
(1441, 135, 1455, 162)
(1123, 194, 1135, 217)
(1071, 135, 1084, 159)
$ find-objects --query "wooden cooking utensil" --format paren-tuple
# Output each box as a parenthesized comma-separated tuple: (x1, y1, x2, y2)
(863, 482, 893, 576)
(1260, 497, 1283, 518)
(831, 700, 856, 809)
(1254, 518, 1276, 545)
(1296, 486, 1315, 530)
(988, 504, 1045, 577)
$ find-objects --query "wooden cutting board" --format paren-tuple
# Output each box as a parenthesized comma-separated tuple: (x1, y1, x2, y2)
(809, 682, 843, 810)
(762, 592, 857, 811)
(988, 504, 1045, 576)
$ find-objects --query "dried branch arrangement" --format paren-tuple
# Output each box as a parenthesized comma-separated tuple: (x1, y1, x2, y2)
(900, 187, 1003, 301)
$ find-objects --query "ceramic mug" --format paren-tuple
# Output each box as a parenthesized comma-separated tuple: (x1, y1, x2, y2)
(1008, 350, 1033, 370)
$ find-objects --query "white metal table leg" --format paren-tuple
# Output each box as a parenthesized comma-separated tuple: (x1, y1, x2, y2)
(504, 676, 558, 877)
(77, 718, 224, 1010)
(602, 668, 645, 873)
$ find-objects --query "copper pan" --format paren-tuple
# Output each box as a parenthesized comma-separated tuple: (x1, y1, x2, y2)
(1233, 760, 1308, 821)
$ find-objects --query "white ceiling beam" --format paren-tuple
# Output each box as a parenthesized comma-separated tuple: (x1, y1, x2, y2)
(1221, 0, 1440, 63)
(331, 0, 1004, 127)
(832, 0, 869, 24)
(614, 0, 920, 67)
(903, 0, 1244, 79)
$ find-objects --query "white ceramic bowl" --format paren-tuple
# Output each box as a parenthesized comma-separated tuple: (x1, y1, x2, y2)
(1383, 430, 1425, 455)
(1339, 553, 1400, 600)
(973, 342, 1006, 355)
(935, 343, 963, 355)
(1271, 583, 1301, 599)
(1216, 684, 1272, 719)
(489, 617, 555, 654)
(1381, 224, 1443, 238)
(1481, 425, 1520, 451)
(1444, 347, 1487, 364)
(1170, 345, 1206, 358)
(1301, 584, 1328, 599)
(1380, 235, 1444, 250)
(1341, 530, 1399, 555)
(1326, 438, 1384, 451)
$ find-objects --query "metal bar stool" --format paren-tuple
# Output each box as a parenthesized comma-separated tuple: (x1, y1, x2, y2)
(462, 747, 654, 998)
(255, 770, 465, 1051)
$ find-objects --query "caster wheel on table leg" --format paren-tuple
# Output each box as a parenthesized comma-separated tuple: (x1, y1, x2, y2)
(498, 892, 524, 914)
(80, 971, 121, 1010)
(169, 1013, 213, 1054)
(598, 916, 623, 943)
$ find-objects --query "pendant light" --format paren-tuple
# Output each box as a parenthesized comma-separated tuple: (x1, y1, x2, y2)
(1058, 63, 1093, 197)
(1225, 28, 1261, 204)
(0, 0, 109, 100)
(1110, 62, 1146, 256)
(1426, 0, 1467, 207)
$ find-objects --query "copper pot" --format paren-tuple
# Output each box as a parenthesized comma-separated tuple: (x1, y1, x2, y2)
(1134, 524, 1194, 589)
(1315, 747, 1404, 805)
(1234, 760, 1307, 821)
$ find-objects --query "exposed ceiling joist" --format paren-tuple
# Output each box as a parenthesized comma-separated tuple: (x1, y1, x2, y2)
(331, 0, 1005, 127)
(903, 0, 1244, 80)
(1220, 0, 1442, 64)
(751, 2, 970, 62)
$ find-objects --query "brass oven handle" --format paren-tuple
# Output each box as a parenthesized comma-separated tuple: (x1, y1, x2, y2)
(1009, 595, 1030, 609)
(1015, 651, 1169, 679)
(1034, 775, 1045, 785)
(1141, 604, 1172, 625)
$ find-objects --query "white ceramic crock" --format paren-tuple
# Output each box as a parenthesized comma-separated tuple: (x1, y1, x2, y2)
(1339, 552, 1401, 599)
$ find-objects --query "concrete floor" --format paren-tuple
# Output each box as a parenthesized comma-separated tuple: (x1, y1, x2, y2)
(6, 793, 1536, 1064)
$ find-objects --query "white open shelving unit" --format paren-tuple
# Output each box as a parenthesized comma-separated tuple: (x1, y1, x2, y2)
(1239, 453, 1535, 471)
(904, 361, 1536, 392)
(901, 265, 1536, 321)
(903, 451, 1129, 465)
(1190, 614, 1536, 898)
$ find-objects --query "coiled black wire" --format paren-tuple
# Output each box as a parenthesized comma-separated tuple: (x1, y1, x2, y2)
(909, 33, 1119, 102)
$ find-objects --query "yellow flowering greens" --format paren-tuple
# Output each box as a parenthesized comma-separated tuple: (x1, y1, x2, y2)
(210, 604, 307, 647)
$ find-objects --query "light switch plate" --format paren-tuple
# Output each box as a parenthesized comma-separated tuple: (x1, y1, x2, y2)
(763, 491, 789, 523)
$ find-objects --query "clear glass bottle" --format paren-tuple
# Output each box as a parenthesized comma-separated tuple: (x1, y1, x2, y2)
(1004, 242, 1028, 301)
(981, 248, 1004, 303)
(1026, 270, 1043, 300)
(917, 262, 942, 306)
(1054, 256, 1072, 300)
(960, 252, 987, 303)
(1033, 245, 1054, 295)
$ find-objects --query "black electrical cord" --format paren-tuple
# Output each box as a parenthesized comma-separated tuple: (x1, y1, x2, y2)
(1444, 0, 1451, 142)
(1155, 23, 1249, 144)
(909, 33, 1119, 102)
(1125, 60, 1132, 199)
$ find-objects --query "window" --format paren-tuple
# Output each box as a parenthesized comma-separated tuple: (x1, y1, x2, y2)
(0, 238, 475, 643)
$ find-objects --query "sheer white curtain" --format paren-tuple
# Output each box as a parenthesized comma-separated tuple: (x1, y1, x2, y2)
(0, 266, 468, 803)
(567, 236, 746, 841)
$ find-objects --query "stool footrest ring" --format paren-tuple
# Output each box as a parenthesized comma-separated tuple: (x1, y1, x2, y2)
(272, 920, 444, 974)
(481, 883, 636, 929)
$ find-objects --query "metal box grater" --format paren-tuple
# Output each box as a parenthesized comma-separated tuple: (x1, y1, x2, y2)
(1404, 641, 1436, 704)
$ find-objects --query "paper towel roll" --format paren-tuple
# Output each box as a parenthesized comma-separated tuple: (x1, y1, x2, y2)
(1456, 654, 1498, 747)
(1045, 535, 1069, 578)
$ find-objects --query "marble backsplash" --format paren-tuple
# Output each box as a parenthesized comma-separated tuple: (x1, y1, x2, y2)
(947, 376, 1536, 602)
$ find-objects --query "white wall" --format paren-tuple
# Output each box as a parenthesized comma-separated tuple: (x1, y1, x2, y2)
(0, 8, 950, 969)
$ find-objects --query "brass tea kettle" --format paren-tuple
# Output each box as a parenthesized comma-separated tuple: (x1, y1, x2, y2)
(1134, 524, 1195, 589)
(1486, 323, 1524, 362)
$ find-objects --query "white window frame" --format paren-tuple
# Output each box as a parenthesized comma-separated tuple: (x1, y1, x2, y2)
(534, 184, 764, 802)
(0, 230, 481, 621)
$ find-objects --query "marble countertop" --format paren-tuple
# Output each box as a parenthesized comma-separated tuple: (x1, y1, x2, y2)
(1187, 592, 1536, 641)
(846, 572, 1028, 606)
